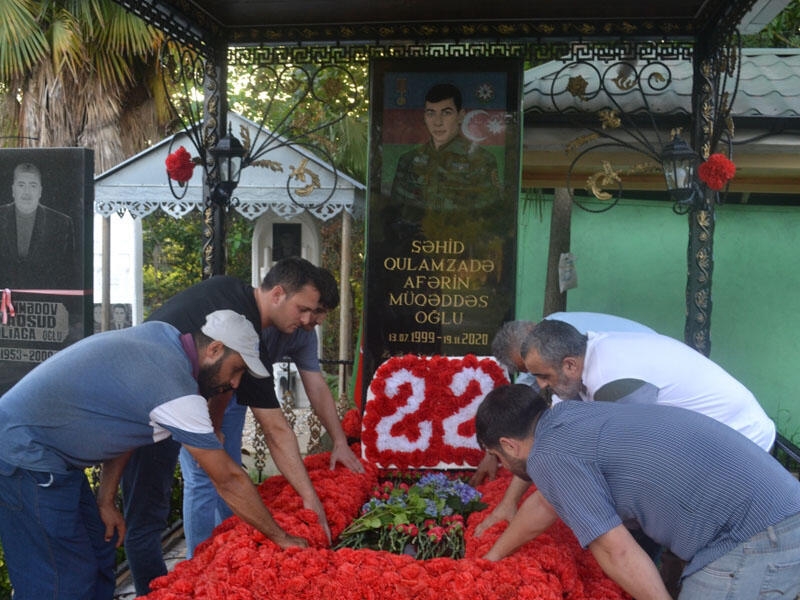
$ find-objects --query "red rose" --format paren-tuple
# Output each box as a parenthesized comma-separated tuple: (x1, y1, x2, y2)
(698, 153, 735, 191)
(165, 146, 197, 183)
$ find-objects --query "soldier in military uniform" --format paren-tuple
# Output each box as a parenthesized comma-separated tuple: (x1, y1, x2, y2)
(366, 81, 508, 359)
(390, 82, 501, 219)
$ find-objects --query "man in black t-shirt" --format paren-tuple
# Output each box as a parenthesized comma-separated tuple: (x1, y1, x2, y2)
(121, 258, 359, 596)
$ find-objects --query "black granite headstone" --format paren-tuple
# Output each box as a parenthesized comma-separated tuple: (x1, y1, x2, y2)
(0, 148, 94, 395)
(363, 58, 521, 401)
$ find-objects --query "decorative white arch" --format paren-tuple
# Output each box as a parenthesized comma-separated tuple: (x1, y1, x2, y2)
(95, 112, 364, 220)
(93, 111, 365, 326)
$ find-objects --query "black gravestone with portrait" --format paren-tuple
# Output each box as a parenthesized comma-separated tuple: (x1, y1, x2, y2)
(272, 222, 302, 261)
(0, 148, 94, 395)
(363, 58, 521, 403)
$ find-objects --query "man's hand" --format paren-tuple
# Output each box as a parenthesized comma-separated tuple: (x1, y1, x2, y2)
(186, 444, 309, 549)
(98, 502, 126, 548)
(96, 451, 132, 548)
(272, 532, 309, 550)
(330, 440, 365, 473)
(303, 496, 333, 545)
(252, 407, 333, 544)
(474, 500, 517, 537)
(469, 452, 499, 487)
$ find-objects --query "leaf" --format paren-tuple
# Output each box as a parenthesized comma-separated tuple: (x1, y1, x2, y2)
(392, 513, 410, 526)
(251, 159, 284, 172)
(362, 515, 383, 530)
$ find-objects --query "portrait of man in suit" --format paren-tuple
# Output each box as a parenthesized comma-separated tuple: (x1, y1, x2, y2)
(0, 162, 75, 289)
(112, 304, 131, 329)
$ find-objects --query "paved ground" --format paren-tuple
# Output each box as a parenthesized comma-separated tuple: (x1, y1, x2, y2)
(113, 528, 186, 599)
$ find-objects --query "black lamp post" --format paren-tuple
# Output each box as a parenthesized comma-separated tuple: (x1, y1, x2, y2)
(661, 133, 701, 214)
(203, 128, 246, 277)
(209, 129, 246, 206)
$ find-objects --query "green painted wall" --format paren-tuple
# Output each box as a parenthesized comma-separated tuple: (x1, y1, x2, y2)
(516, 195, 800, 443)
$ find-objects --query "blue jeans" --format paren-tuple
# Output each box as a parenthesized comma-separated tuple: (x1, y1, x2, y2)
(0, 460, 117, 600)
(679, 511, 800, 599)
(179, 397, 246, 557)
(121, 436, 181, 596)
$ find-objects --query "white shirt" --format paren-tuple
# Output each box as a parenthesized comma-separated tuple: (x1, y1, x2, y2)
(581, 331, 776, 451)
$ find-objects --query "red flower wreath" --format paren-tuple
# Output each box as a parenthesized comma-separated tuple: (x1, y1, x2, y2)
(361, 354, 509, 470)
(697, 153, 735, 191)
(165, 146, 197, 184)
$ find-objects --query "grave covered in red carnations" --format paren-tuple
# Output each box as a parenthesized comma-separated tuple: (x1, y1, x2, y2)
(143, 355, 630, 599)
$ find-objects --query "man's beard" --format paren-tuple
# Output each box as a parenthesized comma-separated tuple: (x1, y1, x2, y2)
(504, 453, 532, 482)
(197, 359, 233, 399)
(552, 372, 582, 400)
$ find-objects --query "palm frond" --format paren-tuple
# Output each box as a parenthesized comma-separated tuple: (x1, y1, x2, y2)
(0, 0, 50, 80)
(47, 6, 86, 81)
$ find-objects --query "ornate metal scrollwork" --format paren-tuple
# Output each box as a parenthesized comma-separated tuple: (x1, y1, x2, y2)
(159, 42, 365, 220)
(543, 44, 692, 211)
(533, 35, 740, 357)
(160, 40, 209, 166)
(225, 57, 362, 213)
(683, 29, 741, 356)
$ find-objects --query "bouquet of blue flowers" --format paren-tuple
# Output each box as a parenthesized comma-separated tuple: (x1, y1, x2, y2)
(335, 472, 486, 559)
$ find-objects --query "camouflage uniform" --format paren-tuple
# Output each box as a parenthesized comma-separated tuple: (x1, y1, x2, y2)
(390, 135, 500, 215)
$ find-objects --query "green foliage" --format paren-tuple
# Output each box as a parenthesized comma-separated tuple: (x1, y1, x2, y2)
(325, 113, 369, 183)
(228, 62, 369, 182)
(742, 0, 800, 47)
(318, 214, 365, 370)
(323, 370, 340, 400)
(142, 211, 254, 317)
(0, 541, 10, 600)
(0, 0, 168, 169)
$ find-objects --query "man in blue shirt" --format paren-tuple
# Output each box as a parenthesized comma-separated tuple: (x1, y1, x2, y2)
(0, 310, 308, 600)
(475, 384, 800, 599)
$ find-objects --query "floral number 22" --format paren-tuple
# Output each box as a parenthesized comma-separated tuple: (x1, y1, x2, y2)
(362, 355, 509, 469)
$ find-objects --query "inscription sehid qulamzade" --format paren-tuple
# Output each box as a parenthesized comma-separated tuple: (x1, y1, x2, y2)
(363, 58, 521, 400)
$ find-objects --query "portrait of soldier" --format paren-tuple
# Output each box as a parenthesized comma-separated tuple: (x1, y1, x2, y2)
(390, 82, 501, 219)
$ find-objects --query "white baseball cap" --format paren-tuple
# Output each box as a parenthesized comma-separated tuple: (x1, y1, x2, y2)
(201, 310, 269, 378)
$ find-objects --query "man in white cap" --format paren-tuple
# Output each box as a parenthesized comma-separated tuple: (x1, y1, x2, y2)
(0, 310, 307, 600)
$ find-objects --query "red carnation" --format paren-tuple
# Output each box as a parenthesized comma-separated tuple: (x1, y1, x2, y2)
(165, 146, 197, 183)
(698, 153, 736, 191)
(341, 408, 362, 441)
